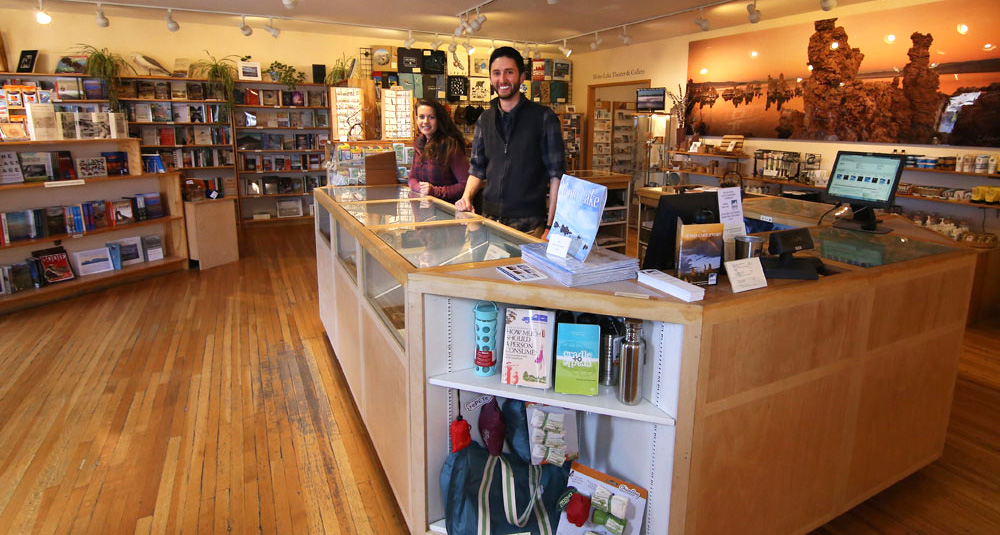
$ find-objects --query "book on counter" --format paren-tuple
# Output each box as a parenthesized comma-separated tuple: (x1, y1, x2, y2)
(547, 173, 608, 262)
(553, 322, 600, 396)
(501, 307, 555, 390)
(676, 222, 724, 286)
(520, 242, 638, 287)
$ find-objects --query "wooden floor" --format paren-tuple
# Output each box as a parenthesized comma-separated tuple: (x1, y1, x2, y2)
(0, 225, 996, 535)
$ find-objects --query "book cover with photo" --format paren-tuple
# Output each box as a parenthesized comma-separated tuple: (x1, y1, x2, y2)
(71, 247, 114, 276)
(107, 236, 144, 266)
(31, 246, 76, 284)
(0, 152, 24, 184)
(675, 222, 724, 286)
(548, 174, 608, 262)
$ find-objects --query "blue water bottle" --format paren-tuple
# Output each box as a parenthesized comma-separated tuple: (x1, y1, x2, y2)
(474, 301, 499, 376)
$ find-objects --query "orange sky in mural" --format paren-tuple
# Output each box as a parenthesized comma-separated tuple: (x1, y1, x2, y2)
(687, 0, 1000, 84)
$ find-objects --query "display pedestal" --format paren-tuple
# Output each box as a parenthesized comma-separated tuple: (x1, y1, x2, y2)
(185, 199, 239, 270)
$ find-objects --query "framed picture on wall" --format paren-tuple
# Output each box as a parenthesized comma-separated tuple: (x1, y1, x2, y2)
(238, 61, 262, 81)
(17, 50, 39, 73)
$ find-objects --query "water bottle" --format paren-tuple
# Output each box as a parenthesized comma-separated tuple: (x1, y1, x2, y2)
(474, 301, 499, 376)
(618, 319, 645, 405)
(599, 316, 623, 387)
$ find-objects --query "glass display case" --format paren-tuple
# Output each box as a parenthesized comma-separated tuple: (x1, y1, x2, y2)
(338, 199, 458, 226)
(328, 185, 421, 203)
(335, 219, 358, 279)
(363, 248, 406, 343)
(373, 220, 527, 268)
(813, 226, 957, 267)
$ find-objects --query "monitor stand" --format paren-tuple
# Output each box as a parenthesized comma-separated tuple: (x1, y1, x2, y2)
(832, 204, 892, 234)
(760, 253, 822, 280)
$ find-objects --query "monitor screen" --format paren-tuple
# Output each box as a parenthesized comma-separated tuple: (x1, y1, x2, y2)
(636, 88, 666, 112)
(825, 151, 904, 207)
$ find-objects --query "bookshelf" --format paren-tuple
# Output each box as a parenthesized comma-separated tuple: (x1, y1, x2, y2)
(118, 75, 236, 205)
(233, 80, 331, 225)
(1, 72, 109, 125)
(325, 140, 413, 186)
(0, 137, 187, 313)
(589, 102, 612, 171)
(559, 112, 584, 171)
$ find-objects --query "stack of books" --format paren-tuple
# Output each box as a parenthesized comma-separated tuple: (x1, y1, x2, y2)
(520, 242, 638, 287)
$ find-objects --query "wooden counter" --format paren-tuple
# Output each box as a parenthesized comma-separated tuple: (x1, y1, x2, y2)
(314, 185, 977, 535)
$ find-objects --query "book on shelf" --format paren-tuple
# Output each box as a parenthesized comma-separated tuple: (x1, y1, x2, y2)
(262, 90, 277, 106)
(25, 103, 58, 140)
(107, 236, 144, 266)
(153, 82, 170, 100)
(141, 192, 164, 219)
(0, 152, 24, 184)
(0, 123, 30, 141)
(76, 113, 99, 139)
(173, 103, 190, 123)
(118, 81, 137, 99)
(553, 323, 600, 396)
(31, 246, 76, 284)
(1, 211, 33, 242)
(141, 235, 164, 261)
(136, 81, 155, 100)
(19, 152, 53, 182)
(141, 154, 166, 174)
(186, 82, 204, 100)
(6, 262, 36, 293)
(276, 199, 303, 218)
(110, 199, 134, 226)
(150, 102, 171, 122)
(110, 112, 128, 139)
(71, 247, 114, 276)
(55, 151, 77, 180)
(170, 81, 187, 100)
(54, 78, 82, 100)
(44, 206, 65, 237)
(676, 222, 724, 286)
(56, 111, 78, 139)
(100, 151, 130, 176)
(105, 242, 122, 270)
(133, 102, 153, 122)
(74, 157, 108, 179)
(82, 79, 104, 100)
(501, 307, 555, 389)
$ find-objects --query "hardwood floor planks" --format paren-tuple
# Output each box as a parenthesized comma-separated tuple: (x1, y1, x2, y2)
(0, 224, 995, 535)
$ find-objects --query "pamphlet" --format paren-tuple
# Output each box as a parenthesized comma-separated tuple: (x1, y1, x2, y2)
(724, 257, 768, 293)
(496, 263, 548, 282)
(717, 187, 746, 262)
(547, 174, 608, 262)
(675, 222, 724, 286)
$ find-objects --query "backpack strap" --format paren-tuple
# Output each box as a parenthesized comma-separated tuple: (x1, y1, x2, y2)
(477, 455, 549, 535)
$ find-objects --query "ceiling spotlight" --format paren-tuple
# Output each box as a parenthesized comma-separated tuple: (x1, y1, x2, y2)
(264, 17, 280, 38)
(558, 39, 572, 58)
(239, 15, 252, 36)
(454, 15, 466, 37)
(747, 2, 761, 24)
(403, 30, 415, 49)
(534, 43, 541, 57)
(820, 0, 836, 11)
(165, 9, 179, 32)
(590, 32, 603, 51)
(619, 25, 633, 45)
(448, 37, 458, 53)
(429, 33, 443, 50)
(282, 0, 299, 8)
(35, 0, 51, 24)
(471, 8, 486, 31)
(694, 17, 710, 32)
(464, 38, 476, 54)
(96, 3, 109, 28)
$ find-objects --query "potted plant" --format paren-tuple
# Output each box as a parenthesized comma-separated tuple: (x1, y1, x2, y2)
(191, 51, 240, 112)
(75, 44, 134, 112)
(324, 54, 357, 86)
(266, 61, 305, 90)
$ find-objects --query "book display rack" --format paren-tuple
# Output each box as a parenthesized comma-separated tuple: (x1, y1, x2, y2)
(234, 80, 331, 225)
(0, 137, 187, 313)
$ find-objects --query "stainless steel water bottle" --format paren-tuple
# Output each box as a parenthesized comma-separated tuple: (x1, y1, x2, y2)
(617, 319, 645, 405)
(599, 316, 622, 387)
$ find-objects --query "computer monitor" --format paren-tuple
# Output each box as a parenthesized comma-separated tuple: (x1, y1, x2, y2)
(636, 88, 666, 113)
(825, 151, 905, 234)
(641, 192, 719, 270)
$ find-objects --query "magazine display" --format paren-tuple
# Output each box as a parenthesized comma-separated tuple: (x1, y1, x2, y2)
(520, 242, 638, 287)
(547, 174, 608, 262)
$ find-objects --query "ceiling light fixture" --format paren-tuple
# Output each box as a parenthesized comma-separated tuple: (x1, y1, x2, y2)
(469, 8, 486, 32)
(694, 9, 710, 32)
(448, 36, 458, 53)
(534, 43, 541, 57)
(239, 15, 252, 36)
(429, 33, 444, 50)
(264, 17, 280, 38)
(618, 25, 632, 45)
(558, 39, 572, 58)
(464, 38, 475, 55)
(820, 0, 836, 11)
(403, 30, 416, 48)
(547, 0, 559, 4)
(35, 0, 51, 24)
(165, 9, 179, 32)
(282, 0, 299, 8)
(747, 2, 761, 24)
(454, 14, 466, 37)
(96, 3, 109, 28)
(590, 32, 603, 50)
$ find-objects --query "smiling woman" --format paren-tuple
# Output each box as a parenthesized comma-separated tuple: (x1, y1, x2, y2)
(408, 98, 469, 202)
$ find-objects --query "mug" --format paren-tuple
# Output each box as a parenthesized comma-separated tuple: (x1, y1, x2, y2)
(734, 235, 765, 258)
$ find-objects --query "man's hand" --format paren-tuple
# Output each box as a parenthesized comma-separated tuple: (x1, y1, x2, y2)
(455, 196, 474, 212)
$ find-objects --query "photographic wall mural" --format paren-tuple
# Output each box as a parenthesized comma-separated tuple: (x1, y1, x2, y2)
(685, 0, 1000, 146)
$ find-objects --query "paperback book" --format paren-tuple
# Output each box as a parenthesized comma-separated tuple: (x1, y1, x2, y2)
(31, 246, 75, 284)
(71, 247, 114, 276)
(547, 174, 608, 262)
(501, 308, 555, 389)
(675, 222, 724, 286)
(554, 323, 600, 396)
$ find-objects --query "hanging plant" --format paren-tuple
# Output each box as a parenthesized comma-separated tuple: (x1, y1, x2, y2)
(266, 61, 306, 90)
(75, 44, 135, 112)
(191, 51, 241, 112)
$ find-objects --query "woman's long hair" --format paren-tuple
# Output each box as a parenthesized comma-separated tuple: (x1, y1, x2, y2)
(417, 99, 466, 165)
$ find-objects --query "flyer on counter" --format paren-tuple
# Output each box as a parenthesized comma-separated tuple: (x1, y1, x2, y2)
(717, 187, 746, 261)
(496, 263, 549, 282)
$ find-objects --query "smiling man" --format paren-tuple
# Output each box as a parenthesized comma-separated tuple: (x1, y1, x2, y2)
(454, 47, 566, 237)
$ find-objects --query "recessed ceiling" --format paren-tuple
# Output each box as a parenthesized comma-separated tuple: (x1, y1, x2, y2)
(9, 0, 880, 51)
